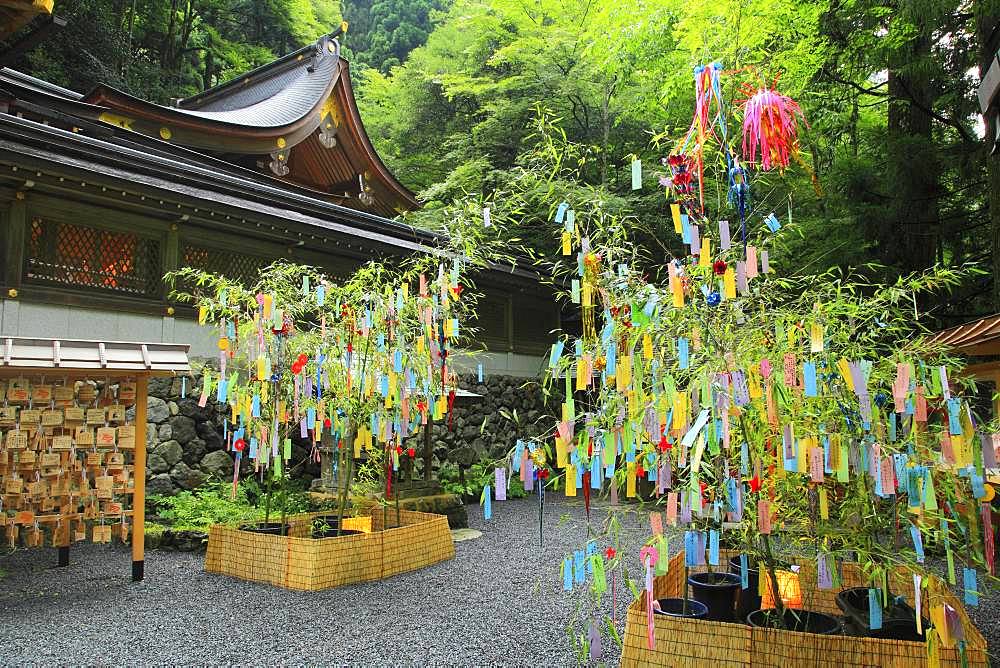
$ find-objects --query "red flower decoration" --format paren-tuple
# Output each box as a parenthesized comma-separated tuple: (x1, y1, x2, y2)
(539, 468, 550, 480)
(713, 260, 727, 275)
(396, 445, 403, 454)
(234, 438, 246, 453)
(324, 418, 332, 429)
(637, 465, 645, 478)
(407, 447, 416, 458)
(297, 353, 308, 365)
(748, 476, 762, 493)
(658, 435, 670, 452)
(605, 547, 616, 560)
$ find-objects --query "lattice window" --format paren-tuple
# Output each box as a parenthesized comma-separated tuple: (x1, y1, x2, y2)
(470, 293, 509, 350)
(24, 220, 161, 297)
(182, 244, 274, 287)
(513, 298, 558, 354)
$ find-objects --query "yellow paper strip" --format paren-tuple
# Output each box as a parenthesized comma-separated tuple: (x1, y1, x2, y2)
(671, 203, 682, 233)
(723, 268, 736, 299)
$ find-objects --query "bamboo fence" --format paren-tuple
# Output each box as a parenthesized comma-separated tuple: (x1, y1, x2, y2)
(620, 550, 988, 668)
(204, 509, 454, 591)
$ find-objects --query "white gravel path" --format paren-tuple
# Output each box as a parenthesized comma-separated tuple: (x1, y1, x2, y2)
(1, 497, 997, 666)
(0, 498, 651, 666)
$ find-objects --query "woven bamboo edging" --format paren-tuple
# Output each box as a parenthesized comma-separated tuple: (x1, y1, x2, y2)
(620, 550, 988, 668)
(204, 509, 454, 591)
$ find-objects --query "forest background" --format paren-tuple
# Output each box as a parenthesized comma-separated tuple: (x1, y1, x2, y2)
(5, 0, 1000, 325)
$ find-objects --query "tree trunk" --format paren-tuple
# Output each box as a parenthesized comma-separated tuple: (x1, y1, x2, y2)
(883, 23, 939, 274)
(977, 11, 1000, 310)
(163, 0, 179, 68)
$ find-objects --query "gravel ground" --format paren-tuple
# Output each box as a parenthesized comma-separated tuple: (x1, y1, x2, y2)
(0, 498, 652, 666)
(2, 498, 998, 666)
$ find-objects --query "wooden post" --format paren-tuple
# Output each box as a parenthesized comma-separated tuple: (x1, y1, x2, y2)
(132, 375, 148, 581)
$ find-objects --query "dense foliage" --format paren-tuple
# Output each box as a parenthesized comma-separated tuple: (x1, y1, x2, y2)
(6, 0, 1000, 320)
(357, 0, 1000, 321)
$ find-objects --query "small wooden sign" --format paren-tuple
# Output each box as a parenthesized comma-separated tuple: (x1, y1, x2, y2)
(51, 435, 73, 451)
(85, 451, 102, 467)
(78, 384, 97, 403)
(95, 427, 116, 449)
(105, 501, 124, 515)
(64, 407, 85, 422)
(31, 385, 53, 403)
(92, 524, 112, 543)
(7, 379, 30, 403)
(118, 382, 137, 403)
(0, 406, 16, 426)
(86, 408, 106, 425)
(26, 527, 43, 547)
(108, 405, 126, 423)
(5, 431, 27, 450)
(73, 523, 87, 542)
(41, 410, 63, 427)
(74, 426, 94, 446)
(39, 452, 61, 468)
(106, 452, 125, 471)
(18, 409, 40, 425)
(117, 425, 135, 449)
(5, 478, 23, 494)
(13, 510, 34, 525)
(53, 386, 76, 403)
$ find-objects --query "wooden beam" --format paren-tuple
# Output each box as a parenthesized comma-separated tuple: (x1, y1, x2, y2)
(132, 375, 147, 581)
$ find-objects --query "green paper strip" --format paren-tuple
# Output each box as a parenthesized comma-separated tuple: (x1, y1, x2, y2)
(591, 554, 607, 595)
(837, 443, 849, 482)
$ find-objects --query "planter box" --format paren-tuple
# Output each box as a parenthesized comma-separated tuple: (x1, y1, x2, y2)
(621, 550, 987, 668)
(204, 509, 454, 591)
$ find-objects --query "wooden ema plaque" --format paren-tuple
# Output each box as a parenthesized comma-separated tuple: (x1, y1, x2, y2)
(0, 377, 143, 569)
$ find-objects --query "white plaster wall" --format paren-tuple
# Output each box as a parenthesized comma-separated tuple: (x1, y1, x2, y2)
(0, 299, 217, 357)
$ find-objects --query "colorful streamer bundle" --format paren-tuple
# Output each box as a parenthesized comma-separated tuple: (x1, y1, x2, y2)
(738, 81, 807, 171)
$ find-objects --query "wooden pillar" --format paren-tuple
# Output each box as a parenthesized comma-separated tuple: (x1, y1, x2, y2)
(131, 375, 148, 581)
(5, 194, 26, 288)
(990, 372, 1000, 423)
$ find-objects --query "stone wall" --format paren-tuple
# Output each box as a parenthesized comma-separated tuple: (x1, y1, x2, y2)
(135, 369, 559, 497)
(408, 373, 563, 476)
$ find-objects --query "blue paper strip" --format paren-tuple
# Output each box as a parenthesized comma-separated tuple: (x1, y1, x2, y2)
(868, 588, 882, 630)
(964, 568, 979, 606)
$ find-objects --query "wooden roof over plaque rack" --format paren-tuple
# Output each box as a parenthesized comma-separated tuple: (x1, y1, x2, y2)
(79, 24, 418, 218)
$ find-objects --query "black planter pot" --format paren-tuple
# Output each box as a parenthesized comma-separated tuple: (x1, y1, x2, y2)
(653, 598, 709, 619)
(747, 608, 842, 635)
(688, 571, 741, 622)
(309, 515, 363, 539)
(835, 587, 925, 641)
(239, 521, 289, 536)
(311, 527, 363, 539)
(728, 555, 762, 623)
